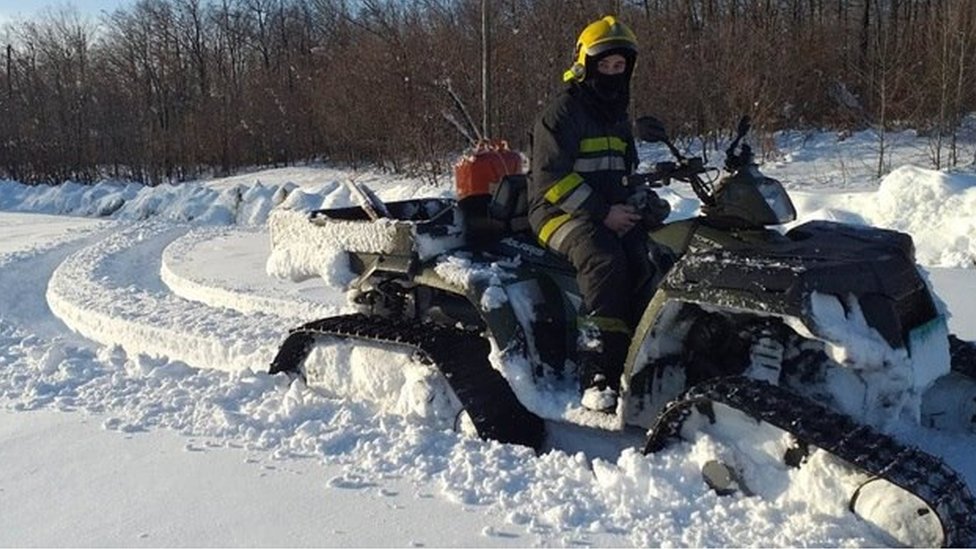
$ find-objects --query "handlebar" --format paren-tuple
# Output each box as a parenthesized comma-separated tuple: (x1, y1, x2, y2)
(623, 156, 716, 207)
(627, 114, 753, 208)
(623, 156, 708, 187)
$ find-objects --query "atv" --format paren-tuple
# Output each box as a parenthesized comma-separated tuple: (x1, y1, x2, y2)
(267, 117, 976, 546)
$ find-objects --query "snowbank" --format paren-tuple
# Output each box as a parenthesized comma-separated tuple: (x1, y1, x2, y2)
(790, 166, 976, 268)
(0, 166, 451, 227)
(0, 179, 281, 225)
(870, 166, 976, 267)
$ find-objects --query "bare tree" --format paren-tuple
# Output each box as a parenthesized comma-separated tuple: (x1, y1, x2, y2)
(3, 0, 976, 185)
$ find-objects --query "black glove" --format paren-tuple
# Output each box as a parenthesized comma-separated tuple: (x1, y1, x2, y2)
(641, 190, 671, 228)
(626, 189, 671, 229)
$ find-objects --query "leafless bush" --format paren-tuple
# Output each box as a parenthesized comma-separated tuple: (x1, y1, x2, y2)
(1, 0, 975, 184)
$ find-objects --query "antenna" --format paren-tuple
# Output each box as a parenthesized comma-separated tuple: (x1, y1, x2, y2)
(481, 0, 491, 139)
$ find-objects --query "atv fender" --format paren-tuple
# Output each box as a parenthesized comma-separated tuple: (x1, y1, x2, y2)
(415, 261, 575, 380)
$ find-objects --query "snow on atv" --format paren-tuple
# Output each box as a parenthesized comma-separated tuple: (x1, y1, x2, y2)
(267, 116, 976, 546)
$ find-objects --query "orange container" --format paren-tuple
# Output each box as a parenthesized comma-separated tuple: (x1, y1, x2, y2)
(454, 140, 523, 200)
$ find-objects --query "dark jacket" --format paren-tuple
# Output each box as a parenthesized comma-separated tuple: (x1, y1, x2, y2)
(528, 84, 638, 250)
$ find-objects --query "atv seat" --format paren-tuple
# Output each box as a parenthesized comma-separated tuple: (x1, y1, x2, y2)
(459, 174, 575, 273)
(459, 173, 531, 244)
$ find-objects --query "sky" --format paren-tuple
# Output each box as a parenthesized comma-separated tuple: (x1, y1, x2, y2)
(0, 0, 133, 24)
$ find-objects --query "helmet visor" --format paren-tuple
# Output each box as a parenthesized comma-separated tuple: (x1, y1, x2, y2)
(585, 39, 637, 58)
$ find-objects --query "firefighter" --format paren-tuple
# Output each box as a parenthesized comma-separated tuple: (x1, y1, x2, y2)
(528, 16, 669, 412)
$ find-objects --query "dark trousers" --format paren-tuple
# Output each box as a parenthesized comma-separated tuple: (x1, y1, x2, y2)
(555, 222, 659, 388)
(558, 222, 656, 328)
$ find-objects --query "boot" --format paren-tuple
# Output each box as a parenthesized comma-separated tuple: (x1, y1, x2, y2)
(579, 350, 618, 413)
(578, 331, 630, 413)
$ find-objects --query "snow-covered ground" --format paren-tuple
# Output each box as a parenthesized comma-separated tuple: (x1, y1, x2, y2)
(1, 129, 975, 546)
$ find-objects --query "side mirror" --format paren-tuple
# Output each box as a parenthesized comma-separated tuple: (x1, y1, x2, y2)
(736, 116, 751, 139)
(636, 116, 668, 143)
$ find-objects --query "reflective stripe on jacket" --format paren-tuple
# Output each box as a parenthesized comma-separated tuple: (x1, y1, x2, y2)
(528, 85, 638, 248)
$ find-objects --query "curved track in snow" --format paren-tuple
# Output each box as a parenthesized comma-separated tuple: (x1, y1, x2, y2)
(46, 222, 287, 372)
(160, 226, 345, 319)
(0, 213, 109, 339)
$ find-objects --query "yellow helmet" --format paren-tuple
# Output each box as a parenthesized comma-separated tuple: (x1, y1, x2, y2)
(563, 16, 638, 83)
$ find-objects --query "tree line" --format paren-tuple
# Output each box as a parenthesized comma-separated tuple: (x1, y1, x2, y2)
(1, 0, 975, 185)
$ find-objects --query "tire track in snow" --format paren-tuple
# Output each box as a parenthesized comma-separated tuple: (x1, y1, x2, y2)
(159, 225, 345, 319)
(46, 222, 289, 372)
(0, 213, 109, 339)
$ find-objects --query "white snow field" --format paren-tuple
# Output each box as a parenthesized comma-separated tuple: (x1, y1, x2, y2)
(1, 130, 975, 547)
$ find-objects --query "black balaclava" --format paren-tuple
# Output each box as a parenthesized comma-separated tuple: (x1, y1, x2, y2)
(581, 48, 636, 122)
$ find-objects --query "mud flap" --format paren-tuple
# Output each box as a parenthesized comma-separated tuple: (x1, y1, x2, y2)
(269, 330, 316, 377)
(949, 334, 976, 378)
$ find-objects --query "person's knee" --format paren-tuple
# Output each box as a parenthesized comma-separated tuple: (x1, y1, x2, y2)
(567, 227, 622, 266)
(578, 247, 624, 276)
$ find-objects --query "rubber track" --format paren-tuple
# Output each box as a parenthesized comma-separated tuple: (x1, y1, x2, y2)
(644, 376, 976, 547)
(950, 334, 976, 380)
(269, 314, 546, 452)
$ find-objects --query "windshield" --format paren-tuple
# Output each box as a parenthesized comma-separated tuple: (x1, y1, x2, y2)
(755, 174, 796, 223)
